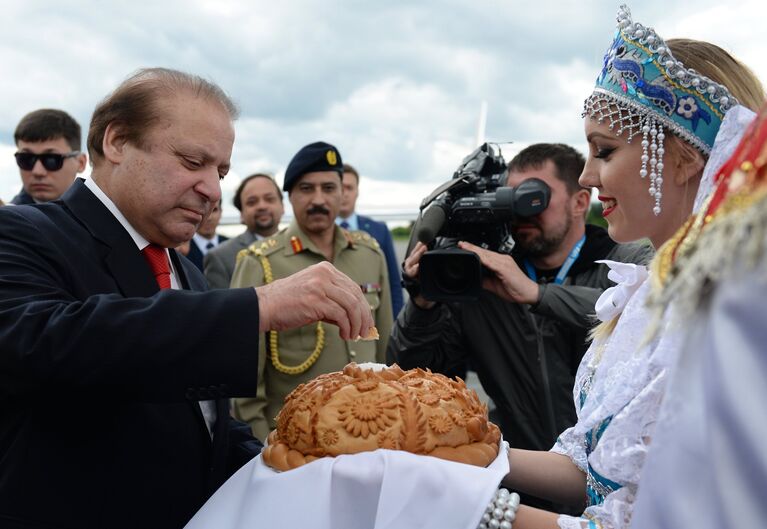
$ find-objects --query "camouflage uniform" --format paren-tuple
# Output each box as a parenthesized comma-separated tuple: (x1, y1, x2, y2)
(230, 219, 393, 439)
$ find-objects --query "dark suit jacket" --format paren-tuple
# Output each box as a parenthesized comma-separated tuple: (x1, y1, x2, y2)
(187, 234, 229, 272)
(0, 179, 262, 529)
(10, 187, 34, 205)
(358, 214, 404, 318)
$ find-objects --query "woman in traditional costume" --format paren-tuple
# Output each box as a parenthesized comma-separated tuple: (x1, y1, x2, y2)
(473, 5, 765, 529)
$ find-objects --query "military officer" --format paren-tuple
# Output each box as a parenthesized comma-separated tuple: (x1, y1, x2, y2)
(230, 141, 393, 439)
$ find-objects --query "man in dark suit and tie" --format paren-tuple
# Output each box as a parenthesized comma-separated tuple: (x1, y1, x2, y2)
(337, 163, 404, 318)
(186, 199, 229, 271)
(0, 68, 375, 529)
(204, 173, 284, 289)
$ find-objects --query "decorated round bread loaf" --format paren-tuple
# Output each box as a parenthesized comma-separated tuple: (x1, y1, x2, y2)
(262, 363, 501, 471)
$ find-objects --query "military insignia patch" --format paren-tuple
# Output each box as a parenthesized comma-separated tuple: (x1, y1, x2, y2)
(290, 236, 304, 254)
(359, 283, 382, 293)
(326, 149, 337, 166)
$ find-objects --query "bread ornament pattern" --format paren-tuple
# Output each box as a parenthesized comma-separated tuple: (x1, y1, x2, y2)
(262, 363, 501, 471)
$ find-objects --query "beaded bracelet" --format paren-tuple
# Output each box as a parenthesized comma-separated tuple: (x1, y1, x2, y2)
(477, 488, 520, 529)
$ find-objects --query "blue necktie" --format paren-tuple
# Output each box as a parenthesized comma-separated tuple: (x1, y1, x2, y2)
(340, 221, 350, 230)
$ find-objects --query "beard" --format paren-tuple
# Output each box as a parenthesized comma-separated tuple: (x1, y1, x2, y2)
(512, 210, 572, 259)
(254, 217, 276, 230)
(249, 211, 279, 235)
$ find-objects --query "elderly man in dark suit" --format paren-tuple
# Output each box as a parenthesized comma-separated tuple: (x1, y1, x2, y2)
(336, 163, 404, 318)
(0, 68, 375, 529)
(204, 173, 284, 289)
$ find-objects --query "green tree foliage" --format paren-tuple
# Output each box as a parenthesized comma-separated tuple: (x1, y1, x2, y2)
(391, 224, 413, 240)
(587, 201, 607, 228)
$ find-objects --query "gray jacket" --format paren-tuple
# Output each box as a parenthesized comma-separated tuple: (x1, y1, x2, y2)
(204, 230, 259, 289)
(388, 225, 654, 452)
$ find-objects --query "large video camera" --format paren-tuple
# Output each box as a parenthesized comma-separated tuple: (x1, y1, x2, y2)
(410, 143, 551, 302)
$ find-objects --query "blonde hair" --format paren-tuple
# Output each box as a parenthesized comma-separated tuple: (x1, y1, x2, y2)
(668, 39, 765, 112)
(661, 39, 765, 168)
(589, 316, 618, 345)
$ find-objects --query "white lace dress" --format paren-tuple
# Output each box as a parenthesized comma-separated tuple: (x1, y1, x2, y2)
(551, 262, 679, 529)
(549, 105, 755, 529)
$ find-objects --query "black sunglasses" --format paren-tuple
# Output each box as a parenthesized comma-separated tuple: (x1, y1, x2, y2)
(14, 151, 80, 171)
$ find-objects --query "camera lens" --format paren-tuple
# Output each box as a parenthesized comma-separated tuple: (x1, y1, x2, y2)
(434, 258, 473, 294)
(418, 248, 483, 301)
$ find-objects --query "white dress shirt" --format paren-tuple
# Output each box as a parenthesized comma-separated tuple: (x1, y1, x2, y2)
(192, 232, 223, 256)
(336, 213, 359, 231)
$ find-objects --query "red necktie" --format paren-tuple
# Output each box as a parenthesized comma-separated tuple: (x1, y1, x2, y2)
(142, 244, 171, 290)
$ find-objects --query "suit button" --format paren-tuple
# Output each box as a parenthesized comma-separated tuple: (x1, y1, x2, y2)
(185, 388, 197, 400)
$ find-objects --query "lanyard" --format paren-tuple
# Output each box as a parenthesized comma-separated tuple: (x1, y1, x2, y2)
(523, 235, 586, 285)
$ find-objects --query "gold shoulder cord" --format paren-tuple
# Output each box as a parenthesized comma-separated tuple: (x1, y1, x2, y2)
(651, 192, 720, 293)
(651, 215, 695, 292)
(257, 250, 325, 375)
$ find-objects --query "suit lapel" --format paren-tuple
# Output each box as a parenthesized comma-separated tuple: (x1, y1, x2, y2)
(62, 179, 158, 298)
(169, 250, 192, 290)
(168, 249, 214, 439)
(358, 215, 372, 233)
(187, 240, 204, 270)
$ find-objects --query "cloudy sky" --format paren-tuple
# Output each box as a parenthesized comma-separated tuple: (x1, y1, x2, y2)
(2, 0, 765, 220)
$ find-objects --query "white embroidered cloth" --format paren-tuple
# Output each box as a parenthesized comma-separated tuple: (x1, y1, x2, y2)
(552, 273, 682, 529)
(185, 441, 509, 529)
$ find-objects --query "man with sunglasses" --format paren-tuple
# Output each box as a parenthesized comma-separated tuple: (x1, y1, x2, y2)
(11, 108, 87, 204)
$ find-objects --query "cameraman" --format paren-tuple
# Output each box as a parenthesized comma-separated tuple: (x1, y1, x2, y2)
(388, 143, 653, 455)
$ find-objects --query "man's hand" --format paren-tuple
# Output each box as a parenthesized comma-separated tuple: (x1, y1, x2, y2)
(402, 241, 436, 310)
(256, 262, 375, 340)
(457, 241, 540, 305)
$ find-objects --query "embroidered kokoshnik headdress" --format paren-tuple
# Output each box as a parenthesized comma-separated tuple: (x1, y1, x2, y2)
(584, 4, 738, 215)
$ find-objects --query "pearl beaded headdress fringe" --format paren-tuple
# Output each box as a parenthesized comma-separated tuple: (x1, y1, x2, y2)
(584, 4, 738, 215)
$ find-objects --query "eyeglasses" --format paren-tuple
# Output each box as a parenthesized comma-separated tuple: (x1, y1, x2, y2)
(14, 151, 80, 171)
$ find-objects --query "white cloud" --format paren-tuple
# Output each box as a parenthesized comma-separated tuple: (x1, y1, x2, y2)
(2, 0, 767, 217)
